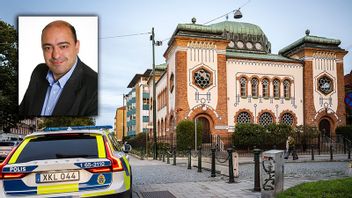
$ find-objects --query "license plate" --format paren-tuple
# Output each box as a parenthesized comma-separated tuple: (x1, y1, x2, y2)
(36, 171, 80, 183)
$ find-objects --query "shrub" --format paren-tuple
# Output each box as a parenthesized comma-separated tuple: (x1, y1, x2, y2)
(336, 125, 352, 140)
(233, 123, 266, 149)
(176, 120, 202, 151)
(233, 123, 293, 149)
(127, 132, 146, 151)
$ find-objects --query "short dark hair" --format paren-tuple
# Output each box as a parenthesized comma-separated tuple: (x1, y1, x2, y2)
(42, 20, 77, 43)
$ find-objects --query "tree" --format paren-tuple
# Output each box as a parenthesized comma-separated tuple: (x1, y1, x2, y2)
(0, 20, 19, 132)
(38, 117, 95, 129)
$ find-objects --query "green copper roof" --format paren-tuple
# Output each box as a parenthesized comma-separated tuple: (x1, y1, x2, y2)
(226, 51, 300, 63)
(279, 35, 341, 55)
(176, 21, 265, 36)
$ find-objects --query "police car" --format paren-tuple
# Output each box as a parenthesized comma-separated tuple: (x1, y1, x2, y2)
(0, 126, 132, 197)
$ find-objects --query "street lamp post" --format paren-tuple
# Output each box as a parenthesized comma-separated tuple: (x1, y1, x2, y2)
(122, 94, 125, 141)
(195, 117, 198, 151)
(151, 27, 157, 160)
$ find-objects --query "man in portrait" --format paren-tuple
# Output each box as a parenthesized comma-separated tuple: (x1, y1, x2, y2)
(19, 20, 97, 116)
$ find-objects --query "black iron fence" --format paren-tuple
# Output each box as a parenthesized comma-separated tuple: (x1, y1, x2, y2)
(127, 132, 352, 159)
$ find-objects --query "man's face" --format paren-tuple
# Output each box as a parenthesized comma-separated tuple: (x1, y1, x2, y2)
(41, 24, 79, 80)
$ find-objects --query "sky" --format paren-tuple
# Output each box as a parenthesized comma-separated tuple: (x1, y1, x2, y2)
(1, 0, 352, 126)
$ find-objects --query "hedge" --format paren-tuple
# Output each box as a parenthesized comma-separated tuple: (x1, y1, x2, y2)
(176, 120, 202, 151)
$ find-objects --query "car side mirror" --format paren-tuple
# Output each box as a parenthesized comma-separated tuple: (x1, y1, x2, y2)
(123, 144, 132, 153)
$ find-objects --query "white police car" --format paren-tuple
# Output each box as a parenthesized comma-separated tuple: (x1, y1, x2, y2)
(0, 126, 132, 197)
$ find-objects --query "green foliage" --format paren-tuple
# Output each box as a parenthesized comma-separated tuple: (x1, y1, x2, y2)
(233, 123, 265, 148)
(277, 177, 352, 198)
(38, 117, 95, 128)
(233, 123, 293, 149)
(127, 132, 146, 151)
(176, 120, 202, 151)
(295, 125, 320, 140)
(336, 125, 352, 140)
(0, 20, 19, 132)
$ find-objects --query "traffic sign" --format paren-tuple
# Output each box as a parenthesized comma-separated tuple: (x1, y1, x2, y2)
(345, 92, 352, 109)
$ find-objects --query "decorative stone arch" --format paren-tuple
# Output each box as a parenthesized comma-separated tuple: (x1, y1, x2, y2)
(161, 118, 164, 137)
(157, 120, 160, 137)
(257, 109, 276, 125)
(282, 78, 293, 99)
(272, 77, 281, 99)
(194, 113, 214, 144)
(261, 76, 271, 99)
(279, 110, 297, 126)
(234, 108, 254, 124)
(169, 113, 176, 141)
(249, 75, 260, 98)
(164, 116, 168, 136)
(237, 75, 249, 97)
(315, 110, 338, 137)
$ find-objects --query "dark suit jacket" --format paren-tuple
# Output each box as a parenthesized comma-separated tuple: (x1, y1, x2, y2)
(19, 58, 98, 116)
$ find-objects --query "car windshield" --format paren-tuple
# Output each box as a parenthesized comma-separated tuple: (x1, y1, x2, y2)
(0, 142, 15, 146)
(15, 134, 100, 163)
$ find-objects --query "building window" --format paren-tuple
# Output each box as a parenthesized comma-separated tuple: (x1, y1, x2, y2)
(317, 75, 333, 95)
(240, 77, 247, 97)
(237, 112, 251, 124)
(273, 79, 280, 98)
(283, 80, 291, 99)
(281, 113, 294, 125)
(262, 78, 269, 98)
(259, 112, 273, 126)
(193, 68, 212, 89)
(251, 78, 258, 98)
(170, 73, 174, 93)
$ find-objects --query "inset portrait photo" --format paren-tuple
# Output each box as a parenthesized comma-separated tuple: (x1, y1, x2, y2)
(18, 16, 98, 116)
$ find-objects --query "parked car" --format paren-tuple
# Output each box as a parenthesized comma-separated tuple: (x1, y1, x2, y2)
(0, 141, 20, 161)
(0, 129, 132, 197)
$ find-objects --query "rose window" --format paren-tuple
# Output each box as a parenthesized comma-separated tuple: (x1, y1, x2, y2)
(318, 76, 333, 95)
(281, 113, 293, 125)
(259, 112, 273, 126)
(237, 112, 251, 124)
(193, 68, 212, 89)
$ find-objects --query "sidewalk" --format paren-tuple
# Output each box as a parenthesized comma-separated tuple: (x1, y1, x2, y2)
(237, 153, 351, 164)
(131, 156, 351, 198)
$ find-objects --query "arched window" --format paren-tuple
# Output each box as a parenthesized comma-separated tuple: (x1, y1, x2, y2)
(281, 113, 294, 126)
(273, 79, 280, 98)
(262, 78, 269, 98)
(251, 78, 258, 98)
(237, 112, 251, 124)
(240, 77, 247, 97)
(259, 112, 273, 126)
(283, 80, 291, 99)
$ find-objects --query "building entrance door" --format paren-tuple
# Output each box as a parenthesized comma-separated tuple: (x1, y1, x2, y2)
(319, 118, 331, 138)
(198, 117, 210, 143)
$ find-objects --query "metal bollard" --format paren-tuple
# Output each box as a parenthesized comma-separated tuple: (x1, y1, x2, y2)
(173, 147, 176, 166)
(330, 145, 333, 161)
(141, 150, 144, 160)
(311, 145, 314, 161)
(253, 148, 261, 192)
(188, 147, 192, 169)
(162, 151, 165, 162)
(227, 148, 234, 183)
(197, 146, 202, 172)
(167, 151, 170, 164)
(211, 148, 216, 177)
(348, 145, 351, 160)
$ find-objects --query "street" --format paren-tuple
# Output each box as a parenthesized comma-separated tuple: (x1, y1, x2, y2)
(130, 155, 350, 198)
